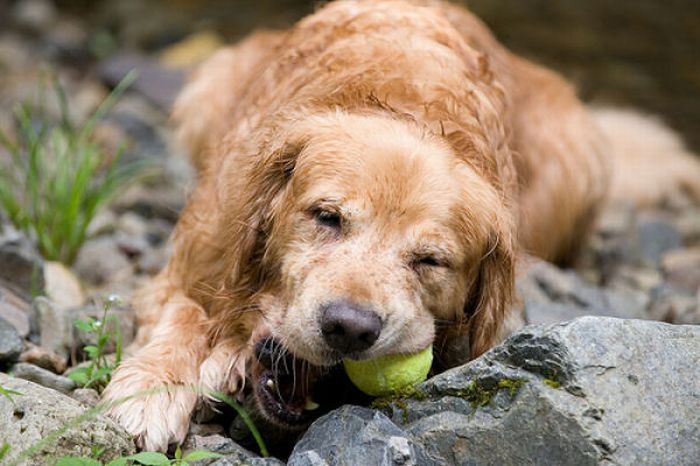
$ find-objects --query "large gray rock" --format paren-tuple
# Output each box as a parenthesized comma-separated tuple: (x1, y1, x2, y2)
(0, 373, 135, 465)
(377, 317, 699, 466)
(288, 405, 438, 466)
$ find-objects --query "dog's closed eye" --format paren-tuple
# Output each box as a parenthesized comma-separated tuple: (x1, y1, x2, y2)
(312, 208, 342, 231)
(411, 254, 449, 270)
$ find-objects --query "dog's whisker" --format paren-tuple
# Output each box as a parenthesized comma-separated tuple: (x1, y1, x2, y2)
(290, 352, 298, 404)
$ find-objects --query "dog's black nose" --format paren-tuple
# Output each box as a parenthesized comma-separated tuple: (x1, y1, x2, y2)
(320, 301, 382, 354)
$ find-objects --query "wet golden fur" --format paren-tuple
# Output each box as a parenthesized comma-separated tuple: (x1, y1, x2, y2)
(102, 0, 699, 451)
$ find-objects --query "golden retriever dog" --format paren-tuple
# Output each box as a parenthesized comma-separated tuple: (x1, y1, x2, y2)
(102, 0, 700, 451)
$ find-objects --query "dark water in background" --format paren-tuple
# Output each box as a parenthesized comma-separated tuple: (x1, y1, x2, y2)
(61, 0, 700, 151)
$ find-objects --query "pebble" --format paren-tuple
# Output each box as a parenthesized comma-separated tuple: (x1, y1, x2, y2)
(98, 53, 185, 110)
(0, 218, 45, 297)
(12, 0, 57, 30)
(675, 208, 700, 245)
(0, 316, 24, 365)
(11, 362, 76, 394)
(648, 288, 699, 324)
(73, 236, 133, 286)
(636, 216, 683, 264)
(44, 261, 86, 311)
(19, 344, 67, 374)
(33, 296, 70, 359)
(70, 388, 100, 407)
(137, 244, 170, 275)
(182, 434, 239, 455)
(0, 285, 32, 338)
(661, 248, 700, 292)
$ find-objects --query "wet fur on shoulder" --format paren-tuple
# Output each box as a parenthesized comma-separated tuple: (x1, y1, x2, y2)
(103, 0, 699, 452)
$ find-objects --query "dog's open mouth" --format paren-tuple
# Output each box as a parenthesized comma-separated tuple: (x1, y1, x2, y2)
(251, 338, 366, 428)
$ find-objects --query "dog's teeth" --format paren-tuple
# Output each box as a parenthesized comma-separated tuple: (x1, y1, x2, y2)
(266, 379, 275, 389)
(304, 396, 320, 411)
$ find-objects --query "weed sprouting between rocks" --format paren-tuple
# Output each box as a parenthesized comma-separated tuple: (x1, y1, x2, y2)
(67, 295, 123, 393)
(0, 71, 149, 265)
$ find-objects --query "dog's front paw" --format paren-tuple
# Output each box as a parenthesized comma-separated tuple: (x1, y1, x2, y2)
(103, 368, 198, 451)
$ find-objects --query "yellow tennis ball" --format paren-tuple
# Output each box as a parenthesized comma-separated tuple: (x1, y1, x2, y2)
(343, 346, 433, 396)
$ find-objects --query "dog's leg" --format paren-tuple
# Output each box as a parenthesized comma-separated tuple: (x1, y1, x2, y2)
(102, 291, 209, 452)
(198, 338, 249, 401)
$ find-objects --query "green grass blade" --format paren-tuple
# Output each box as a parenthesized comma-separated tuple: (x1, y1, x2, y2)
(212, 391, 269, 457)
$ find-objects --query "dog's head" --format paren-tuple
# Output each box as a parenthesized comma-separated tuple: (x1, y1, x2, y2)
(217, 110, 515, 426)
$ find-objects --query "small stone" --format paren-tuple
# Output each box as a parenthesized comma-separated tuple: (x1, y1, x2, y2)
(115, 231, 150, 259)
(11, 362, 76, 394)
(12, 0, 57, 30)
(289, 406, 435, 466)
(182, 434, 239, 456)
(73, 236, 133, 286)
(525, 301, 594, 326)
(675, 208, 700, 245)
(609, 266, 663, 292)
(0, 316, 23, 365)
(34, 297, 70, 358)
(181, 433, 286, 466)
(44, 261, 86, 311)
(19, 344, 67, 374)
(117, 212, 150, 237)
(0, 33, 35, 69)
(636, 216, 682, 264)
(661, 248, 700, 292)
(0, 284, 32, 338)
(187, 423, 226, 437)
(111, 184, 187, 222)
(648, 285, 700, 324)
(137, 244, 170, 275)
(596, 204, 634, 238)
(70, 388, 100, 407)
(98, 53, 185, 111)
(86, 210, 118, 237)
(0, 217, 45, 297)
(518, 259, 645, 322)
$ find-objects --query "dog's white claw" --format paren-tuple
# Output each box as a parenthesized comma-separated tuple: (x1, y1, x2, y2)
(304, 396, 320, 411)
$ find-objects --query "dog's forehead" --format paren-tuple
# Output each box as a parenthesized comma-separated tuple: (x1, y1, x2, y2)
(294, 113, 462, 219)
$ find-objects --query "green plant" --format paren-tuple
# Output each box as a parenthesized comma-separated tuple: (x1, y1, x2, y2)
(212, 391, 269, 457)
(56, 446, 223, 466)
(0, 384, 22, 403)
(68, 295, 123, 392)
(0, 70, 147, 264)
(0, 442, 11, 462)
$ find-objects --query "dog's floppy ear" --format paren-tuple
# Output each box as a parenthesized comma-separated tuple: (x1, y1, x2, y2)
(465, 222, 516, 359)
(222, 140, 303, 288)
